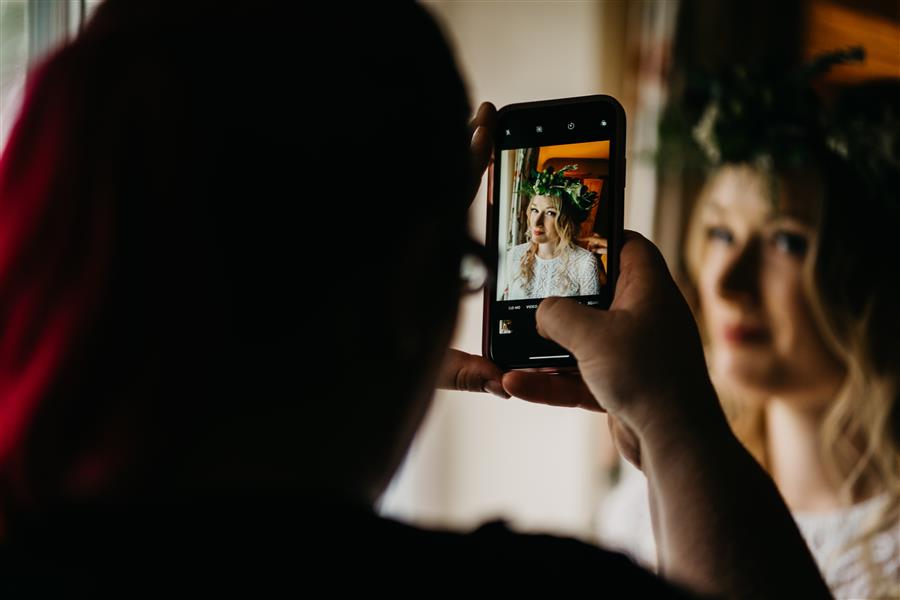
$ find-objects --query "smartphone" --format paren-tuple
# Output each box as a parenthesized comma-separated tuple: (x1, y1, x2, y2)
(483, 95, 625, 371)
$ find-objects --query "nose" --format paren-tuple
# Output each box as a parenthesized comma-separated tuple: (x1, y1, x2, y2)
(717, 237, 761, 305)
(535, 212, 544, 226)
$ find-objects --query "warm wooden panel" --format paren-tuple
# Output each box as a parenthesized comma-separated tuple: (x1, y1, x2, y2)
(806, 0, 900, 82)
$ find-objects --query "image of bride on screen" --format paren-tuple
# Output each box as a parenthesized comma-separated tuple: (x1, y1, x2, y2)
(502, 164, 603, 301)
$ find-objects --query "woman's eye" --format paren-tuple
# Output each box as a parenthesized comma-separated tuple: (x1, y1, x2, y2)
(772, 231, 808, 256)
(546, 211, 556, 218)
(706, 226, 733, 244)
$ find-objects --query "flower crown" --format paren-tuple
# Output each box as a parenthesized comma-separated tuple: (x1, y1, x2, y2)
(525, 164, 598, 222)
(658, 47, 900, 216)
(659, 47, 866, 170)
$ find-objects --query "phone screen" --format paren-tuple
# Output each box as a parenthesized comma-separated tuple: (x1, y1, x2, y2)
(485, 96, 624, 369)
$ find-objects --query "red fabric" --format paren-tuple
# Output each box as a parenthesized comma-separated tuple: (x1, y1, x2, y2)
(0, 49, 114, 511)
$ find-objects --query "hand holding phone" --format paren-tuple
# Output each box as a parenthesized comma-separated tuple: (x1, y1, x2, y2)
(483, 95, 626, 370)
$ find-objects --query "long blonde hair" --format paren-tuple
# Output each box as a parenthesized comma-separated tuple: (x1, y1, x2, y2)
(684, 161, 899, 595)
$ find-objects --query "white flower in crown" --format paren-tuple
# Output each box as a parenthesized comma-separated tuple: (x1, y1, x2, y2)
(692, 101, 722, 164)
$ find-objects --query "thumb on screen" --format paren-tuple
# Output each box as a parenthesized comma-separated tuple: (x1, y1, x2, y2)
(535, 296, 607, 359)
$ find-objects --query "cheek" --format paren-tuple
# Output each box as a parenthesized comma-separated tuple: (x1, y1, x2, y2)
(697, 270, 716, 310)
(760, 266, 807, 346)
(769, 280, 832, 359)
(759, 264, 845, 392)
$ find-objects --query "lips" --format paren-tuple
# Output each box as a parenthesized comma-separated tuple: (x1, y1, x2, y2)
(533, 229, 544, 236)
(723, 324, 770, 344)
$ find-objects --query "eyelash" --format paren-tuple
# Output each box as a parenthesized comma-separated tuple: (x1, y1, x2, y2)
(772, 231, 808, 256)
(706, 226, 809, 257)
(531, 208, 556, 217)
(706, 226, 733, 244)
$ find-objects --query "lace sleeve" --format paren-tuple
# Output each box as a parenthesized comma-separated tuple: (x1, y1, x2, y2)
(575, 249, 601, 296)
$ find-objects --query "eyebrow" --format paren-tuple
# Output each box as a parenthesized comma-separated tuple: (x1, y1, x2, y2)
(774, 207, 816, 222)
(703, 201, 727, 216)
(703, 200, 814, 224)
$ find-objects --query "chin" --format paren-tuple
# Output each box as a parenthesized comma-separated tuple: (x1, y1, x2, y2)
(712, 348, 780, 402)
(711, 345, 846, 410)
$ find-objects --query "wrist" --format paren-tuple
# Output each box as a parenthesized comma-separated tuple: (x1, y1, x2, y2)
(636, 380, 734, 461)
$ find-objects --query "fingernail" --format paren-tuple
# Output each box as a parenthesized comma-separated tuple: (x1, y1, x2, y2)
(483, 380, 510, 399)
(471, 125, 485, 144)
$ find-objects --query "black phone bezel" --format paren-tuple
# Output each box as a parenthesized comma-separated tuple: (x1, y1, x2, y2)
(483, 94, 626, 371)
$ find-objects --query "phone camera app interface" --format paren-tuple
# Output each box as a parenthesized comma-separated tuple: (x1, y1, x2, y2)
(496, 141, 610, 303)
(491, 140, 612, 365)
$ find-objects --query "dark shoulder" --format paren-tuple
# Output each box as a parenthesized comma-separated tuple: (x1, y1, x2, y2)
(362, 516, 692, 595)
(0, 499, 694, 596)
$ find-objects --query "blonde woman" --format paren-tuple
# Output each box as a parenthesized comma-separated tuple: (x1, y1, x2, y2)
(504, 165, 601, 301)
(687, 161, 899, 598)
(597, 76, 900, 598)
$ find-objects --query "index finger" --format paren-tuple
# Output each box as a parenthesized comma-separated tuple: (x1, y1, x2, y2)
(468, 102, 497, 205)
(501, 370, 602, 412)
(469, 101, 497, 136)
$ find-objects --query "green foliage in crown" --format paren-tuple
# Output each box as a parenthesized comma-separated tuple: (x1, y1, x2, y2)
(657, 47, 900, 216)
(658, 47, 865, 169)
(525, 164, 598, 221)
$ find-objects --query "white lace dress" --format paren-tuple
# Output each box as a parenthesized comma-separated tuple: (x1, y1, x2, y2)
(597, 461, 900, 599)
(504, 243, 599, 301)
(794, 495, 900, 599)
